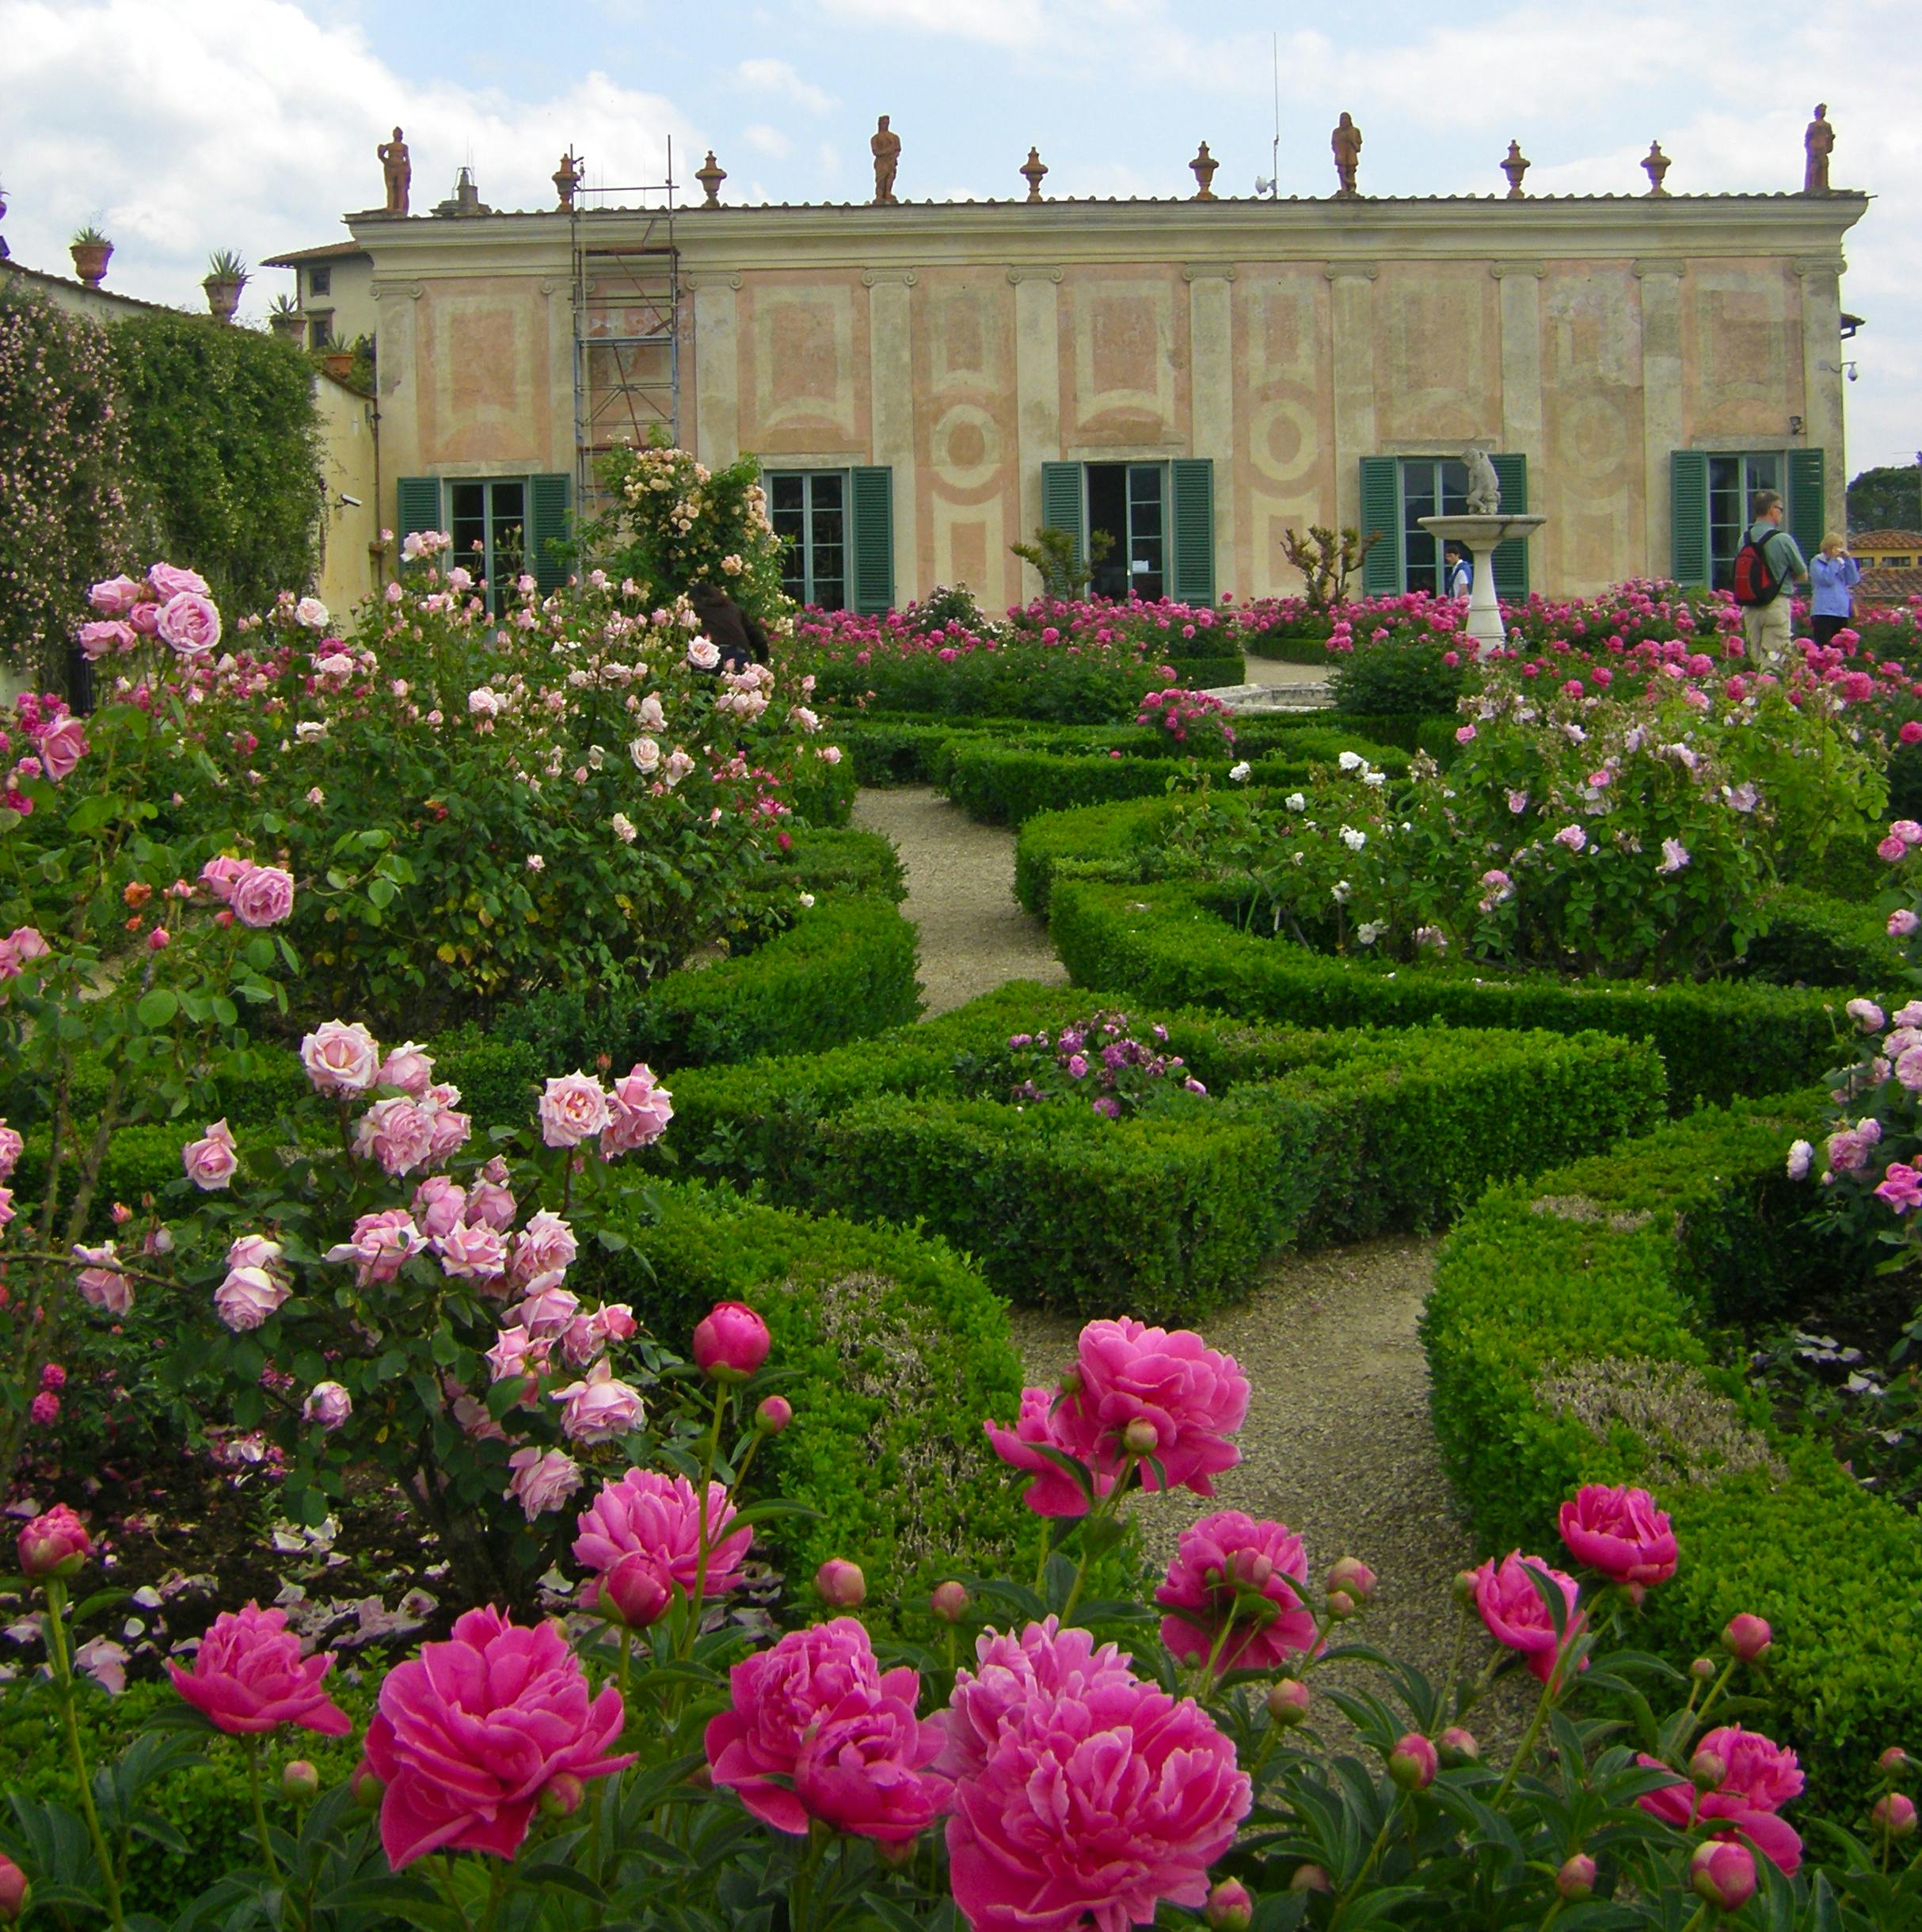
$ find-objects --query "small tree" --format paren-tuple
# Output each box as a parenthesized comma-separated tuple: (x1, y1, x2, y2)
(1010, 524, 1113, 600)
(1279, 524, 1380, 613)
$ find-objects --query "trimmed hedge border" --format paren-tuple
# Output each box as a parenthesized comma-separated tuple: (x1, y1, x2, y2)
(1045, 875, 1862, 1109)
(1423, 1097, 1922, 1813)
(653, 981, 1665, 1321)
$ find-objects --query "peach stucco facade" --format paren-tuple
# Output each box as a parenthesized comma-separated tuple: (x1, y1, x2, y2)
(347, 190, 1865, 604)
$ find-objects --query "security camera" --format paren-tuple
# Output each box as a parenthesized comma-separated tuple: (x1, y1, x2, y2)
(338, 492, 363, 507)
(1847, 364, 1859, 383)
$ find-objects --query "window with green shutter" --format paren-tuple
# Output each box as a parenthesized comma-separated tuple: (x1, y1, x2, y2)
(1358, 456, 1401, 595)
(1670, 451, 1710, 589)
(1041, 462, 1086, 570)
(528, 473, 572, 593)
(1787, 448, 1827, 564)
(395, 476, 441, 562)
(1170, 459, 1215, 605)
(851, 467, 894, 614)
(764, 467, 892, 611)
(1677, 450, 1810, 592)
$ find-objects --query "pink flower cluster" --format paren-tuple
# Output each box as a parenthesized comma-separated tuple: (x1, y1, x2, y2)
(82, 563, 222, 661)
(4, 692, 87, 806)
(200, 853, 295, 928)
(537, 1064, 674, 1157)
(573, 1465, 752, 1628)
(1638, 1724, 1806, 1874)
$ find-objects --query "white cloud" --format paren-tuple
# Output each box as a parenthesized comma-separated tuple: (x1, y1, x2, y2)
(736, 57, 837, 114)
(743, 124, 794, 160)
(810, 0, 1043, 48)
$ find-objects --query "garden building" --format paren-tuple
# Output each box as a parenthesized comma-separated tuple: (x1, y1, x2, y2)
(286, 178, 1867, 608)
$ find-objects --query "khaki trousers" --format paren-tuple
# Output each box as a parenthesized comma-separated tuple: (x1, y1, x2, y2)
(1741, 598, 1793, 670)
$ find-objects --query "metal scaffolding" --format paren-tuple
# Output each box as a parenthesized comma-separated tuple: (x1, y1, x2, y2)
(569, 149, 680, 522)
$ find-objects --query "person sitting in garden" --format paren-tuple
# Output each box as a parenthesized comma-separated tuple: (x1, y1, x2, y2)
(687, 581, 770, 673)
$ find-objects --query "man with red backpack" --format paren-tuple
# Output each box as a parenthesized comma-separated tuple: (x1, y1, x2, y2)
(1730, 489, 1809, 670)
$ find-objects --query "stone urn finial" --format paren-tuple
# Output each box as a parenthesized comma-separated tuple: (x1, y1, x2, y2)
(1501, 140, 1530, 199)
(1189, 141, 1219, 200)
(695, 151, 727, 208)
(70, 225, 112, 288)
(1020, 147, 1048, 202)
(553, 152, 583, 211)
(203, 249, 248, 324)
(1642, 140, 1672, 197)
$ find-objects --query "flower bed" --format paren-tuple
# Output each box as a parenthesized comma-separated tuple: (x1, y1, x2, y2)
(653, 981, 1665, 1320)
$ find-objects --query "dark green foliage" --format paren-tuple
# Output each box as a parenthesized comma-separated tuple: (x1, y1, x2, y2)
(654, 983, 1665, 1321)
(1847, 462, 1922, 533)
(574, 1181, 1030, 1615)
(1327, 636, 1470, 718)
(1423, 1099, 1922, 1812)
(1047, 877, 1854, 1110)
(108, 311, 323, 615)
(1740, 886, 1905, 988)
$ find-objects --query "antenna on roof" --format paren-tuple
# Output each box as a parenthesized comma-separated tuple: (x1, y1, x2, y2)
(1268, 33, 1280, 196)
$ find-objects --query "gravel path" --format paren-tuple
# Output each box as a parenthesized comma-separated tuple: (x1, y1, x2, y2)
(851, 786, 1067, 1014)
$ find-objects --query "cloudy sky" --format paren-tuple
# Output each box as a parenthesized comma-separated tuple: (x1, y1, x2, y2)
(6, 0, 1920, 477)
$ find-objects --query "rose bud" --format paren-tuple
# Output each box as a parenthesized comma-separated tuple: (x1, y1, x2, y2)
(1205, 1879, 1254, 1930)
(815, 1558, 866, 1609)
(1721, 1614, 1772, 1663)
(1557, 1853, 1597, 1902)
(754, 1393, 793, 1434)
(1288, 1865, 1332, 1894)
(282, 1760, 320, 1801)
(147, 927, 169, 951)
(691, 1300, 771, 1381)
(18, 1503, 93, 1579)
(931, 1580, 969, 1623)
(1872, 1793, 1917, 1839)
(1387, 1732, 1437, 1791)
(1266, 1679, 1311, 1727)
(1326, 1555, 1377, 1602)
(1439, 1725, 1480, 1766)
(1690, 1839, 1756, 1912)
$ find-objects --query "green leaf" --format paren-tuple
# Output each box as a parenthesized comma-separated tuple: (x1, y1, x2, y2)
(135, 989, 179, 1029)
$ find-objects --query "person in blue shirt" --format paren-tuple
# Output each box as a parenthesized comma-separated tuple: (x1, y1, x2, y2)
(1808, 533, 1863, 647)
(1444, 543, 1471, 599)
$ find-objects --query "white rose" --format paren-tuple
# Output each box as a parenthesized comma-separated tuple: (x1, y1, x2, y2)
(630, 735, 661, 773)
(295, 596, 329, 631)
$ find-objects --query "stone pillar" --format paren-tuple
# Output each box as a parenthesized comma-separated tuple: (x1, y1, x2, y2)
(690, 278, 740, 468)
(1494, 261, 1544, 476)
(866, 269, 919, 602)
(1186, 263, 1236, 596)
(1635, 261, 1685, 580)
(1325, 263, 1377, 531)
(1796, 255, 1847, 532)
(1010, 268, 1063, 562)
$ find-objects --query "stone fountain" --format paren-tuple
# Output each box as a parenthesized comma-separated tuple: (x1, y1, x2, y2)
(1419, 449, 1546, 648)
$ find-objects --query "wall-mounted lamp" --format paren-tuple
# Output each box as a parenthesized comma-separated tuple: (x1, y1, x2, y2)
(1789, 415, 1804, 436)
(1818, 359, 1859, 383)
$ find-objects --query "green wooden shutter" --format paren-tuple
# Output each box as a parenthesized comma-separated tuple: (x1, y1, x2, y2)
(395, 476, 440, 566)
(850, 466, 894, 614)
(528, 473, 572, 593)
(1670, 450, 1710, 589)
(1041, 461, 1086, 568)
(1359, 456, 1401, 595)
(1490, 453, 1530, 599)
(1787, 448, 1827, 567)
(1170, 459, 1215, 605)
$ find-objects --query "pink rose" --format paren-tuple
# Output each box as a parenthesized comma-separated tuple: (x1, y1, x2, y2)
(550, 1358, 646, 1442)
(706, 1618, 947, 1843)
(600, 1063, 674, 1157)
(942, 1618, 1250, 1931)
(215, 1265, 290, 1331)
(226, 1233, 283, 1273)
(182, 1118, 239, 1191)
(573, 1468, 752, 1627)
(1638, 1725, 1804, 1874)
(156, 591, 223, 656)
(512, 1209, 577, 1284)
(1072, 1316, 1250, 1497)
(466, 1176, 517, 1230)
(324, 1208, 422, 1286)
(74, 1242, 131, 1317)
(147, 562, 211, 598)
(1155, 1511, 1319, 1673)
(504, 1446, 582, 1520)
(127, 599, 161, 637)
(77, 619, 136, 660)
(436, 1218, 508, 1284)
(230, 863, 294, 928)
(200, 855, 251, 903)
(539, 1071, 612, 1149)
(301, 1019, 382, 1094)
(363, 1606, 630, 1868)
(18, 1503, 93, 1578)
(484, 1325, 542, 1384)
(38, 715, 88, 782)
(303, 1381, 352, 1429)
(353, 1096, 436, 1177)
(412, 1176, 468, 1241)
(691, 1300, 770, 1380)
(1473, 1550, 1586, 1684)
(168, 1603, 350, 1736)
(88, 574, 143, 615)
(379, 1042, 435, 1096)
(1557, 1484, 1678, 1587)
(8, 927, 49, 962)
(425, 1105, 470, 1161)
(0, 1122, 21, 1179)
(513, 1278, 580, 1338)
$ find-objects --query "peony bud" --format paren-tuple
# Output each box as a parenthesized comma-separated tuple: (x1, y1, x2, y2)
(1691, 1656, 1718, 1682)
(538, 1774, 585, 1819)
(1288, 1865, 1332, 1894)
(1266, 1679, 1311, 1727)
(1326, 1588, 1357, 1621)
(1691, 1839, 1756, 1912)
(352, 1760, 384, 1808)
(691, 1300, 771, 1381)
(1557, 1853, 1597, 1902)
(1122, 1417, 1159, 1456)
(1452, 1568, 1479, 1606)
(1439, 1725, 1480, 1766)
(815, 1558, 866, 1609)
(0, 1854, 26, 1923)
(1878, 1745, 1910, 1779)
(282, 1760, 320, 1801)
(1387, 1732, 1437, 1791)
(754, 1393, 793, 1434)
(1326, 1555, 1377, 1602)
(1872, 1793, 1917, 1839)
(931, 1580, 969, 1623)
(18, 1503, 92, 1579)
(1690, 1748, 1729, 1791)
(1722, 1614, 1772, 1663)
(1204, 1879, 1254, 1930)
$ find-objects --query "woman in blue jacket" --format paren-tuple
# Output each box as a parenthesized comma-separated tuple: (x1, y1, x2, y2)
(1809, 533, 1863, 647)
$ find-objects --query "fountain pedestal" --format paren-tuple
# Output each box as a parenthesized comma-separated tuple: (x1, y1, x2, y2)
(1418, 513, 1547, 648)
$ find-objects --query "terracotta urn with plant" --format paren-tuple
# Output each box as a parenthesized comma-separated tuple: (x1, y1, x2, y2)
(203, 248, 248, 323)
(70, 224, 112, 288)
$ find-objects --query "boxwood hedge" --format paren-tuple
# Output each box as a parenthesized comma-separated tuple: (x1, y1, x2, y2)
(653, 982, 1665, 1321)
(1423, 1098, 1922, 1814)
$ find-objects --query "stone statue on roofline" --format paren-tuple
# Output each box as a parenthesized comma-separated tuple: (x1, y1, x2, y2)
(871, 115, 901, 204)
(379, 128, 411, 216)
(1463, 448, 1501, 515)
(1331, 112, 1362, 197)
(1804, 104, 1834, 194)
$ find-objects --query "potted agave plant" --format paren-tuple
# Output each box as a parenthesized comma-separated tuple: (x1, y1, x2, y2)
(70, 223, 112, 288)
(203, 247, 248, 323)
(314, 333, 357, 383)
(268, 292, 306, 345)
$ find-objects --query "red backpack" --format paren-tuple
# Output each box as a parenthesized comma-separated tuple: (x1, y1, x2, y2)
(1731, 528, 1783, 606)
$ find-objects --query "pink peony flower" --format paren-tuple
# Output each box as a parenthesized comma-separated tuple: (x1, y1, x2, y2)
(1072, 1316, 1250, 1497)
(706, 1618, 947, 1843)
(600, 1063, 674, 1156)
(573, 1468, 752, 1627)
(168, 1603, 350, 1736)
(352, 1096, 436, 1177)
(1155, 1511, 1319, 1673)
(1473, 1550, 1586, 1683)
(504, 1446, 583, 1519)
(324, 1208, 422, 1286)
(303, 1381, 352, 1429)
(691, 1300, 770, 1380)
(942, 1618, 1250, 1932)
(230, 864, 294, 928)
(1638, 1724, 1804, 1874)
(983, 1385, 1114, 1518)
(181, 1118, 239, 1191)
(1557, 1484, 1678, 1587)
(157, 591, 222, 656)
(436, 1218, 508, 1284)
(301, 1019, 382, 1094)
(18, 1503, 93, 1578)
(538, 1071, 611, 1148)
(363, 1606, 631, 1868)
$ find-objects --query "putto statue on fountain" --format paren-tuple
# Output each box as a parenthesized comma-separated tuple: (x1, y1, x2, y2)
(1463, 448, 1501, 515)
